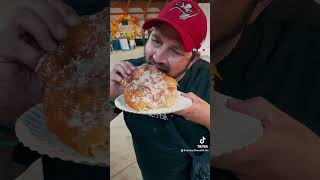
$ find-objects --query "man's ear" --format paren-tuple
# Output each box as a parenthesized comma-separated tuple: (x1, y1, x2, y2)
(248, 0, 272, 24)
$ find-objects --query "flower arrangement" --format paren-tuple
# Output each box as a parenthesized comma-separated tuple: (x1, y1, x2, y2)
(111, 14, 141, 39)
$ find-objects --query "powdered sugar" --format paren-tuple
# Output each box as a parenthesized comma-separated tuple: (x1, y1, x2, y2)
(124, 64, 176, 109)
(37, 11, 110, 135)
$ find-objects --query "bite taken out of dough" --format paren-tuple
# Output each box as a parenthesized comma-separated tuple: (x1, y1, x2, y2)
(122, 64, 178, 111)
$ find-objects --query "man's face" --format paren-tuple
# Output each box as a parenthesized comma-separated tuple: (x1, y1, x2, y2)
(145, 23, 193, 78)
(212, 0, 257, 48)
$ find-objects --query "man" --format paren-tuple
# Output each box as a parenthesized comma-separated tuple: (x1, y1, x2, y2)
(110, 0, 210, 179)
(212, 0, 320, 179)
(0, 0, 107, 179)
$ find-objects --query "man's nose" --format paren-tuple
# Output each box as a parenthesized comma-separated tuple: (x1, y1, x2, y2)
(153, 47, 168, 64)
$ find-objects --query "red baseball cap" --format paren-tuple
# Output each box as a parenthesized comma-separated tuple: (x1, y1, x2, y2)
(142, 0, 207, 52)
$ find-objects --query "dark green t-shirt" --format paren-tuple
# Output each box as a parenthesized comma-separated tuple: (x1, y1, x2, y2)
(212, 0, 320, 179)
(124, 57, 210, 180)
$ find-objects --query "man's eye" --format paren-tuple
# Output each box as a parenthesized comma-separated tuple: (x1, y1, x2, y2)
(170, 49, 181, 56)
(152, 39, 161, 44)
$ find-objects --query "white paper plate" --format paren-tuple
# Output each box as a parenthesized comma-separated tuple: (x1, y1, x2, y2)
(115, 91, 192, 115)
(211, 91, 263, 157)
(15, 103, 108, 167)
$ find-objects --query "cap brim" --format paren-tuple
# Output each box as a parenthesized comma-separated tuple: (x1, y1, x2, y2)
(142, 18, 195, 52)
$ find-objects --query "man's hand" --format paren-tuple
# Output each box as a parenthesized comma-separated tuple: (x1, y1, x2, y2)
(0, 0, 80, 68)
(174, 92, 210, 130)
(214, 97, 320, 180)
(110, 60, 135, 100)
(0, 0, 80, 123)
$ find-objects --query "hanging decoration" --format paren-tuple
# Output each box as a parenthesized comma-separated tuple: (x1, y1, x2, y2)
(111, 14, 141, 39)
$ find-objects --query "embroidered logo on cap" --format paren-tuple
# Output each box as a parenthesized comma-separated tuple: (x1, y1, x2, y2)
(169, 0, 199, 20)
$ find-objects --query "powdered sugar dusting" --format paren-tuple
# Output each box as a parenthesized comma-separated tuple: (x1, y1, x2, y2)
(123, 64, 177, 109)
(69, 105, 96, 133)
(37, 10, 110, 135)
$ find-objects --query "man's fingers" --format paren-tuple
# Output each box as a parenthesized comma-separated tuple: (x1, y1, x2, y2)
(0, 34, 41, 69)
(215, 97, 276, 172)
(110, 73, 123, 84)
(181, 92, 207, 105)
(174, 109, 186, 116)
(111, 62, 136, 86)
(225, 97, 271, 123)
(48, 0, 80, 26)
(114, 61, 134, 78)
(125, 61, 135, 70)
(22, 0, 68, 41)
(15, 9, 57, 52)
(214, 139, 267, 171)
(181, 92, 197, 101)
(13, 39, 42, 69)
(115, 64, 130, 79)
(120, 61, 133, 74)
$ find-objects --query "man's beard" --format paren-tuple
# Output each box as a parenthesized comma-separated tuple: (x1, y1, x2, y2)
(147, 57, 170, 74)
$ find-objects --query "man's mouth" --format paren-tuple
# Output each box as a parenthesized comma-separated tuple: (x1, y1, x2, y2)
(147, 60, 168, 73)
(156, 67, 166, 73)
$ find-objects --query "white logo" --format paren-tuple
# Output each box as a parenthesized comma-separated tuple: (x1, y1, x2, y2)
(197, 136, 208, 149)
(200, 136, 206, 144)
(169, 1, 199, 20)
